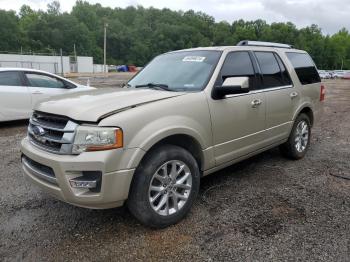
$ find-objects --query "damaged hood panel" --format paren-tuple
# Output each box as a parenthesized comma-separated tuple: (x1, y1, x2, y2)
(35, 88, 186, 122)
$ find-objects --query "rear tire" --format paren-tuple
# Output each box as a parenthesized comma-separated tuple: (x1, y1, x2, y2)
(279, 113, 311, 160)
(127, 145, 200, 228)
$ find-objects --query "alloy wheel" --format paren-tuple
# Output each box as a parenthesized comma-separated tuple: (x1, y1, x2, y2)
(148, 160, 192, 216)
(295, 120, 309, 153)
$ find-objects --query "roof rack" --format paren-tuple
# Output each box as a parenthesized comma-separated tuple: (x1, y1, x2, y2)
(237, 40, 292, 49)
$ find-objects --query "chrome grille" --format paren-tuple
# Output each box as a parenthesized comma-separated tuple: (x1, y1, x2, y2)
(28, 111, 78, 154)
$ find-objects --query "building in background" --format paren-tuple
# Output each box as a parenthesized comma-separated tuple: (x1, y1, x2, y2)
(0, 53, 94, 74)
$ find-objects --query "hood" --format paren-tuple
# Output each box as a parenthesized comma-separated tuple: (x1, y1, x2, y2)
(35, 88, 186, 122)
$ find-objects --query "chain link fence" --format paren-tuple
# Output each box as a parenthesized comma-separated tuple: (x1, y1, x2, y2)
(0, 60, 59, 74)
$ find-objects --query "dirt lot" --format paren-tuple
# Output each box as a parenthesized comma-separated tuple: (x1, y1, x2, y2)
(71, 72, 135, 88)
(0, 78, 349, 261)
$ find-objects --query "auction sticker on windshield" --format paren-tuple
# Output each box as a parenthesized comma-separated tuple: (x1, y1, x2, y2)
(182, 56, 206, 62)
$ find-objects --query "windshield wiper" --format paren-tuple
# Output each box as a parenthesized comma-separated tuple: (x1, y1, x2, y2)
(135, 83, 171, 91)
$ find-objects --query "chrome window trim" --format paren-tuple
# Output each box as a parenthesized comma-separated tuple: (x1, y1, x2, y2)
(225, 85, 293, 98)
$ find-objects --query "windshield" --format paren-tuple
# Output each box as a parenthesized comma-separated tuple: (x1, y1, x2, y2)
(128, 50, 221, 91)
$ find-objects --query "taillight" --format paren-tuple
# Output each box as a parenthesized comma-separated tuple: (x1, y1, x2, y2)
(320, 84, 325, 101)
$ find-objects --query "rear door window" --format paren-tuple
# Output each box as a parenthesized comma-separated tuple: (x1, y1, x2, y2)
(254, 52, 286, 88)
(0, 71, 23, 86)
(218, 51, 258, 89)
(275, 54, 292, 85)
(286, 52, 320, 85)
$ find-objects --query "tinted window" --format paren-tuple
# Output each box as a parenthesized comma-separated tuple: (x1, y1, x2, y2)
(0, 71, 22, 86)
(275, 54, 292, 85)
(26, 73, 65, 88)
(218, 51, 257, 89)
(255, 52, 285, 88)
(286, 52, 320, 85)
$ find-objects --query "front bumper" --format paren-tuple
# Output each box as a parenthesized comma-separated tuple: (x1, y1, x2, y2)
(20, 137, 136, 209)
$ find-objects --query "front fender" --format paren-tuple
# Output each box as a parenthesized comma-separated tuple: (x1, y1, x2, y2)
(128, 115, 209, 151)
(98, 92, 213, 171)
(118, 115, 211, 171)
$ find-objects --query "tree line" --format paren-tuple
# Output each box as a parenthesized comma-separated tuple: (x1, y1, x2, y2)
(0, 1, 350, 69)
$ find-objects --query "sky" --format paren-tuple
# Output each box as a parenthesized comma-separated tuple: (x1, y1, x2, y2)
(0, 0, 349, 35)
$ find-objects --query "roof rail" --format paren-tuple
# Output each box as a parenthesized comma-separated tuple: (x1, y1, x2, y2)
(237, 40, 292, 49)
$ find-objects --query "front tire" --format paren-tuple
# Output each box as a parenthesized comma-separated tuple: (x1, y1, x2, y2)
(127, 145, 200, 228)
(280, 113, 311, 160)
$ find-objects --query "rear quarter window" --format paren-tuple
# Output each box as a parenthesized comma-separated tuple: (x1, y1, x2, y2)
(286, 52, 320, 85)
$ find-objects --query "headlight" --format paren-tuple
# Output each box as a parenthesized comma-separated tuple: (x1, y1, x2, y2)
(72, 126, 123, 154)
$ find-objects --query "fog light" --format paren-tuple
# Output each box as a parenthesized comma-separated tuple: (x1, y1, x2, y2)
(69, 178, 97, 189)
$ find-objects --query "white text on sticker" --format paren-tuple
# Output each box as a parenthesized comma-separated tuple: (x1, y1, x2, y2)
(182, 56, 206, 62)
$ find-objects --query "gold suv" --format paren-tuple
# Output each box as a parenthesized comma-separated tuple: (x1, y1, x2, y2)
(21, 41, 325, 228)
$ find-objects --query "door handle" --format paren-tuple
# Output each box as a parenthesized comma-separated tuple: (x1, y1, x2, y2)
(251, 99, 262, 108)
(32, 91, 43, 95)
(290, 92, 299, 99)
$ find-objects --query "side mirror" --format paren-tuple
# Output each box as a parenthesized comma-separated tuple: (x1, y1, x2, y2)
(212, 76, 250, 99)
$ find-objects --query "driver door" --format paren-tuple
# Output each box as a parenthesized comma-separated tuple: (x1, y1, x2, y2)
(207, 51, 267, 166)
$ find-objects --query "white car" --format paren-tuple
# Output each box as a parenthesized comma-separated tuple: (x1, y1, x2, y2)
(0, 68, 95, 122)
(318, 70, 331, 79)
(332, 70, 346, 78)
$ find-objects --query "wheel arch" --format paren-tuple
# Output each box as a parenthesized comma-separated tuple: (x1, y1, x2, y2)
(293, 104, 314, 126)
(152, 134, 203, 170)
(137, 133, 205, 172)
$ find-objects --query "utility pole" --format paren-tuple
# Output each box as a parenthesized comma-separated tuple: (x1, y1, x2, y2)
(60, 48, 64, 76)
(74, 43, 78, 73)
(20, 46, 23, 68)
(104, 22, 108, 74)
(341, 58, 344, 70)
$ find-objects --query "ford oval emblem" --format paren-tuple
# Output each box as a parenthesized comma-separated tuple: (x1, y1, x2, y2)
(32, 125, 46, 136)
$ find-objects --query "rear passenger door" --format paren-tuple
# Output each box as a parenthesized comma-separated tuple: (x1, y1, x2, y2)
(254, 51, 298, 143)
(0, 71, 32, 121)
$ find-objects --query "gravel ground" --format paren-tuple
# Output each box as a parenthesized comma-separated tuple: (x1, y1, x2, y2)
(0, 79, 349, 261)
(71, 72, 135, 88)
